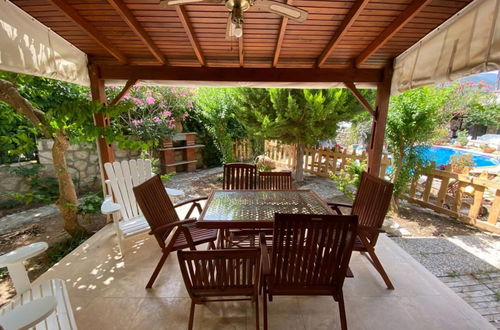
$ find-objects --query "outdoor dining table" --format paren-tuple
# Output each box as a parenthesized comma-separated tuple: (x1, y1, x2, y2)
(197, 189, 334, 229)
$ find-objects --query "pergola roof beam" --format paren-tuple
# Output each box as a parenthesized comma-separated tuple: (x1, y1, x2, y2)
(176, 6, 206, 66)
(110, 79, 139, 106)
(49, 0, 127, 64)
(98, 66, 383, 83)
(107, 0, 168, 65)
(344, 82, 375, 116)
(355, 0, 433, 68)
(316, 0, 370, 68)
(272, 0, 292, 67)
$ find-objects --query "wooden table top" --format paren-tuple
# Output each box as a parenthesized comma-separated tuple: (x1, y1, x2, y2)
(197, 189, 333, 229)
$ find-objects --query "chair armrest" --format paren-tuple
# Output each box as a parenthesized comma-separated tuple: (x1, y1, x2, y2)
(101, 196, 121, 215)
(260, 233, 271, 276)
(149, 218, 197, 235)
(327, 202, 353, 208)
(173, 196, 208, 208)
(358, 225, 385, 234)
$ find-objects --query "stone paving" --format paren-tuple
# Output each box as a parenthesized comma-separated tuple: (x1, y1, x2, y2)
(441, 273, 500, 329)
(392, 235, 500, 328)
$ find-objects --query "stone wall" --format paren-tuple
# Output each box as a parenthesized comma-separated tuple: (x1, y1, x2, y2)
(0, 139, 139, 203)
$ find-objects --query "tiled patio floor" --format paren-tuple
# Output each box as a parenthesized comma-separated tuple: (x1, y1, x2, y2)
(33, 223, 494, 329)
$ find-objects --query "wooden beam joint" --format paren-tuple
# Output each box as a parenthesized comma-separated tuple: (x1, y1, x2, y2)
(344, 82, 375, 116)
(110, 79, 139, 106)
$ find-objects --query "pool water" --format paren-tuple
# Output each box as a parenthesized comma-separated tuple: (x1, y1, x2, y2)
(424, 146, 499, 167)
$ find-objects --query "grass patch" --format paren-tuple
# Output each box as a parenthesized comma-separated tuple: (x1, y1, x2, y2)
(495, 292, 500, 302)
(446, 271, 460, 278)
(47, 233, 89, 264)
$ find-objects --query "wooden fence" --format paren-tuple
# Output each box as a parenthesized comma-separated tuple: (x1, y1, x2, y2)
(263, 140, 499, 233)
(264, 140, 390, 177)
(232, 140, 252, 161)
(405, 165, 500, 234)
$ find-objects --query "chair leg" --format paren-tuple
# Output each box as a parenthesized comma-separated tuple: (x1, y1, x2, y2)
(146, 251, 169, 289)
(263, 283, 268, 330)
(117, 235, 125, 256)
(359, 234, 394, 290)
(255, 294, 260, 330)
(188, 301, 195, 330)
(337, 292, 347, 330)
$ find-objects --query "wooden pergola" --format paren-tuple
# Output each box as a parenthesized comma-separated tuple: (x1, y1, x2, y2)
(8, 0, 476, 176)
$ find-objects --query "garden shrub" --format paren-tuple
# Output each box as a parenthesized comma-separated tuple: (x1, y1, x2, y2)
(329, 160, 366, 200)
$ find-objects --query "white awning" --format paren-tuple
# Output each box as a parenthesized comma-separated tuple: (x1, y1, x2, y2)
(392, 0, 500, 95)
(0, 0, 89, 86)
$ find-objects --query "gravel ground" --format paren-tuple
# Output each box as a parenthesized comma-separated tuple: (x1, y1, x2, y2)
(391, 236, 498, 277)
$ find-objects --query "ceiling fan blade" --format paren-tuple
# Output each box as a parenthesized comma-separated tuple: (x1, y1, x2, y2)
(159, 0, 221, 7)
(254, 0, 308, 23)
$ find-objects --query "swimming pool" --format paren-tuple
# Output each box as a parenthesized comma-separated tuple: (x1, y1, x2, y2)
(425, 146, 499, 167)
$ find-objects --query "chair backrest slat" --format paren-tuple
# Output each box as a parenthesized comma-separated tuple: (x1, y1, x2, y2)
(222, 163, 257, 190)
(258, 171, 292, 190)
(104, 159, 152, 220)
(133, 175, 180, 245)
(178, 249, 260, 298)
(351, 172, 393, 245)
(269, 214, 357, 291)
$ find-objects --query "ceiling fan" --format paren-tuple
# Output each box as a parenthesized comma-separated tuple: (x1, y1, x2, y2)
(160, 0, 308, 39)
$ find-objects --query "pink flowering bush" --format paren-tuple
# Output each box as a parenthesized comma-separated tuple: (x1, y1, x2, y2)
(107, 86, 195, 146)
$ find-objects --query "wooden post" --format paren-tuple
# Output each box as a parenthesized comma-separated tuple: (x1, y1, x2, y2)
(88, 64, 115, 189)
(368, 64, 393, 177)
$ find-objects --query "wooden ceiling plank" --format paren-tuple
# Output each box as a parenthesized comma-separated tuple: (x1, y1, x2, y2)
(110, 79, 139, 106)
(106, 0, 168, 65)
(344, 82, 375, 116)
(98, 65, 383, 83)
(316, 0, 370, 68)
(176, 6, 206, 66)
(355, 0, 433, 67)
(48, 0, 127, 64)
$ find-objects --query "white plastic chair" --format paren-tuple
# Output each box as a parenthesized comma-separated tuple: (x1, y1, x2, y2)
(101, 159, 153, 254)
(0, 242, 77, 330)
(101, 159, 184, 254)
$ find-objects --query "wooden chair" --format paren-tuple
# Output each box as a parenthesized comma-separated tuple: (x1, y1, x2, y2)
(178, 248, 261, 330)
(133, 175, 217, 288)
(260, 213, 358, 330)
(222, 163, 257, 190)
(328, 171, 395, 290)
(258, 171, 293, 190)
(100, 159, 153, 254)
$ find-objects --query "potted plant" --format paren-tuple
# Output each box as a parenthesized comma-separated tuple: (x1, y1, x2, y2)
(454, 130, 469, 148)
(450, 154, 474, 173)
(480, 144, 496, 153)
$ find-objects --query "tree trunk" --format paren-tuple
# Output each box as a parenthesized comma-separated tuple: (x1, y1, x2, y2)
(295, 143, 305, 182)
(0, 78, 87, 238)
(52, 133, 87, 237)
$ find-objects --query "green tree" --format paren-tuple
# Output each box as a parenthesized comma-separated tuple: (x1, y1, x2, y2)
(386, 86, 446, 203)
(0, 74, 132, 237)
(464, 103, 500, 130)
(235, 88, 373, 181)
(194, 88, 246, 163)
